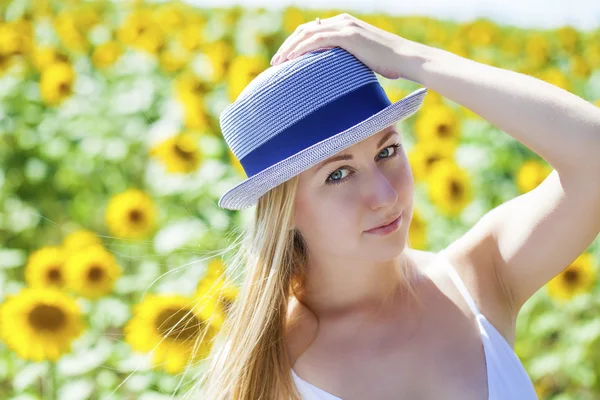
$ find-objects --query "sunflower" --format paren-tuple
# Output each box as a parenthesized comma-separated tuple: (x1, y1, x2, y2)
(193, 259, 239, 330)
(31, 45, 69, 70)
(583, 41, 600, 70)
(175, 23, 204, 53)
(194, 277, 238, 330)
(556, 26, 579, 54)
(62, 229, 103, 255)
(421, 90, 444, 109)
(0, 288, 85, 361)
(173, 72, 209, 102)
(180, 95, 210, 131)
(407, 139, 456, 183)
(150, 133, 203, 174)
(202, 40, 233, 83)
(445, 37, 470, 59)
(152, 3, 187, 35)
(0, 54, 16, 75)
(408, 208, 427, 250)
(362, 14, 396, 34)
(92, 41, 122, 69)
(427, 159, 473, 218)
(547, 252, 596, 302)
(105, 189, 156, 240)
(117, 9, 164, 55)
(459, 19, 501, 48)
(414, 104, 461, 144)
(516, 159, 552, 194)
(124, 294, 219, 374)
(536, 67, 572, 92)
(569, 55, 591, 79)
(204, 258, 226, 279)
(24, 245, 67, 289)
(0, 19, 33, 57)
(31, 0, 52, 18)
(282, 7, 307, 34)
(172, 71, 212, 130)
(53, 11, 89, 53)
(524, 34, 550, 70)
(64, 245, 122, 299)
(499, 34, 522, 59)
(159, 46, 191, 74)
(40, 61, 75, 106)
(382, 86, 408, 104)
(422, 21, 448, 46)
(227, 54, 270, 102)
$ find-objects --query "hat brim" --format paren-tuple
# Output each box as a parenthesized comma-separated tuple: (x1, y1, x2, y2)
(218, 87, 428, 210)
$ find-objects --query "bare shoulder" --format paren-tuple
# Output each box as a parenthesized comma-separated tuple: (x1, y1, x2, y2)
(285, 296, 319, 364)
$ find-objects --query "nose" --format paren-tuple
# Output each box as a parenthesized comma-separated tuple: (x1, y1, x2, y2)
(361, 166, 398, 210)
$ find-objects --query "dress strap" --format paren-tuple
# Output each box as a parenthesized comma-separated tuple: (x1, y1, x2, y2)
(437, 252, 482, 317)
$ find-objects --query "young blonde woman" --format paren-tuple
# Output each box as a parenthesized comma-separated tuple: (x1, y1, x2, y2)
(187, 13, 600, 400)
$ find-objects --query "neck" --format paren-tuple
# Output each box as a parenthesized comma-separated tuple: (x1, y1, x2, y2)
(297, 249, 420, 322)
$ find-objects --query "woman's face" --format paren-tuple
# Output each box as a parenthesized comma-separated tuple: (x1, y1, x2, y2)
(293, 125, 414, 264)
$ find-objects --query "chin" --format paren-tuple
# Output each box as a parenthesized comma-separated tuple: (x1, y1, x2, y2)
(368, 235, 407, 261)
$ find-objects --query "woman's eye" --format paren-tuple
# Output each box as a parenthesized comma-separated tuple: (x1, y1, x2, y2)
(377, 144, 398, 160)
(327, 169, 350, 183)
(325, 143, 401, 185)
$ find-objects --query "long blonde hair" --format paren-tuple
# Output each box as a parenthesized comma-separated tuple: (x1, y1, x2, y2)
(183, 174, 419, 399)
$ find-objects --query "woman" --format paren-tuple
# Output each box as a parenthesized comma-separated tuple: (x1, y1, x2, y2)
(189, 13, 600, 400)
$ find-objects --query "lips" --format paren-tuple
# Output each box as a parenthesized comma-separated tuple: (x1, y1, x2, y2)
(368, 212, 402, 231)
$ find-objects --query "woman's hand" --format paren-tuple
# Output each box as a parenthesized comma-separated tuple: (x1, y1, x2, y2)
(270, 13, 428, 83)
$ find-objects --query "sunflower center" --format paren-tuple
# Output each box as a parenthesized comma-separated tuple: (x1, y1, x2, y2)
(28, 304, 67, 331)
(174, 144, 194, 160)
(155, 308, 204, 341)
(87, 265, 105, 282)
(221, 298, 234, 314)
(450, 180, 463, 198)
(58, 82, 70, 95)
(47, 267, 63, 284)
(437, 124, 450, 137)
(563, 269, 579, 285)
(426, 156, 441, 167)
(128, 209, 145, 224)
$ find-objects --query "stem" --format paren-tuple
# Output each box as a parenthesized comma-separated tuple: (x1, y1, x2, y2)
(49, 361, 57, 400)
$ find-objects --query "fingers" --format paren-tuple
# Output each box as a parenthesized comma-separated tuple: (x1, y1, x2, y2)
(272, 26, 341, 65)
(279, 14, 340, 49)
(285, 32, 347, 62)
(271, 14, 349, 65)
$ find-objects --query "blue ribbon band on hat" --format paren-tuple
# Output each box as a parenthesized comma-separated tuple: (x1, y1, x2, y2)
(239, 81, 392, 177)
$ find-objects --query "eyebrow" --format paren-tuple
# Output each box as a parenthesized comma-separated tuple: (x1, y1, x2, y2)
(314, 129, 398, 174)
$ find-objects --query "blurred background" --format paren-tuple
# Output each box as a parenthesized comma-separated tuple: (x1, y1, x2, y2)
(0, 0, 599, 399)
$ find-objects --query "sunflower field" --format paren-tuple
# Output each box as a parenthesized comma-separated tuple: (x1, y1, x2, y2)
(0, 0, 599, 398)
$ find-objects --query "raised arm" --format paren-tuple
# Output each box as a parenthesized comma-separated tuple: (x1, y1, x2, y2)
(403, 41, 600, 312)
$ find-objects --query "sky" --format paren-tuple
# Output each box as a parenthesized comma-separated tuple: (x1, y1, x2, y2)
(184, 0, 600, 30)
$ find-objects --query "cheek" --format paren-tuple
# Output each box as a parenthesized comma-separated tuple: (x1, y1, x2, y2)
(319, 205, 354, 234)
(295, 196, 359, 251)
(312, 207, 359, 254)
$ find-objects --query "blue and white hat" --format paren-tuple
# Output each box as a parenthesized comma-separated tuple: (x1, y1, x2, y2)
(218, 46, 427, 210)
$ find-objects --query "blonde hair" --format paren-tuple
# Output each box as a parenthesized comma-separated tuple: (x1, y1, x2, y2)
(182, 174, 419, 399)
